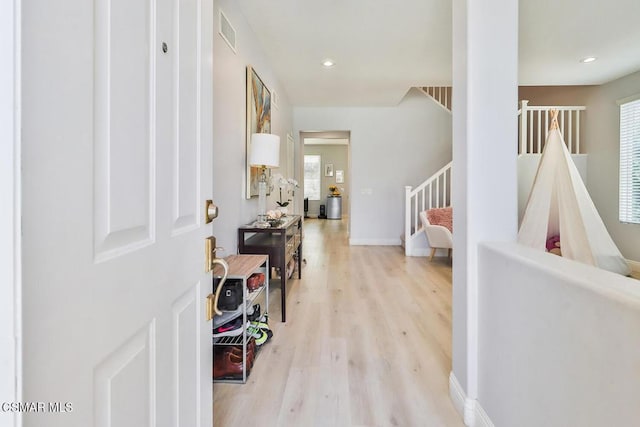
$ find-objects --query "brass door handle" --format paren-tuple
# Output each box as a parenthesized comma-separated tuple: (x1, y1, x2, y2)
(205, 236, 228, 320)
(206, 294, 215, 321)
(211, 258, 229, 317)
(205, 259, 228, 320)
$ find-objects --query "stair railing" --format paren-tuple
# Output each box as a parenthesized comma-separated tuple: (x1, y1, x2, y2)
(421, 86, 452, 112)
(518, 100, 586, 154)
(404, 161, 452, 256)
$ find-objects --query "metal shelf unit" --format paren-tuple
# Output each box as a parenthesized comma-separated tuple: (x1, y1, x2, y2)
(212, 254, 269, 384)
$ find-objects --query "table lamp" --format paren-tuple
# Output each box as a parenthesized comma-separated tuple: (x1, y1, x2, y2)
(249, 133, 280, 227)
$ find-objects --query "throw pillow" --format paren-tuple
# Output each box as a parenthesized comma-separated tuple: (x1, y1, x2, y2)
(426, 207, 453, 233)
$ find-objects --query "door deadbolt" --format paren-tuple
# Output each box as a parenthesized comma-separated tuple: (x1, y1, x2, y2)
(205, 200, 218, 224)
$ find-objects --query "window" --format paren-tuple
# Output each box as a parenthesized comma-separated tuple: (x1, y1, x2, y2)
(304, 155, 321, 200)
(619, 96, 640, 224)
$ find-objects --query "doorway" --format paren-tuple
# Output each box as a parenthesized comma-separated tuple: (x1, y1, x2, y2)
(300, 131, 351, 236)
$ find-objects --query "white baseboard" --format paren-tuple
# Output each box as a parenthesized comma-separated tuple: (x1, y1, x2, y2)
(349, 238, 401, 246)
(408, 247, 452, 257)
(449, 372, 495, 427)
(449, 372, 466, 417)
(474, 403, 494, 427)
(409, 247, 431, 257)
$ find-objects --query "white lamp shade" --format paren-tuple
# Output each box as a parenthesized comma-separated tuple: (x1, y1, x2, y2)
(249, 133, 280, 168)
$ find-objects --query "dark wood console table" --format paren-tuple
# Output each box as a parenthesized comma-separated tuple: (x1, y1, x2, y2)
(237, 215, 302, 322)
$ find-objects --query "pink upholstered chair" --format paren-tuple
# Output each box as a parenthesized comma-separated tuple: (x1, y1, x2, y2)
(419, 208, 453, 261)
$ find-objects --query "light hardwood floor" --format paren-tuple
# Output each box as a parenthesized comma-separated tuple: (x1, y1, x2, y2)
(213, 218, 464, 427)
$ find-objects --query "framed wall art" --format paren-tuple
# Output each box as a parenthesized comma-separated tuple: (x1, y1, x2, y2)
(246, 65, 272, 199)
(325, 163, 334, 177)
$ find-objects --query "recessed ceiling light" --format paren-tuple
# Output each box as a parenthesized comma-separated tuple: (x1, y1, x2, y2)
(322, 59, 335, 68)
(580, 56, 597, 63)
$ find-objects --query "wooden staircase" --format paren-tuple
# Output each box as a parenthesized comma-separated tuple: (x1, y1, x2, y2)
(403, 162, 452, 256)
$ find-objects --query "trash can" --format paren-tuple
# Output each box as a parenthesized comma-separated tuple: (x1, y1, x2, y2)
(327, 195, 342, 219)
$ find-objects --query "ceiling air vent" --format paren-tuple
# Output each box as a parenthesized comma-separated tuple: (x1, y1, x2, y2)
(218, 9, 236, 53)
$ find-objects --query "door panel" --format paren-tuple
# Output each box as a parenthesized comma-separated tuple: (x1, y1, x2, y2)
(22, 0, 213, 425)
(172, 285, 200, 427)
(94, 323, 155, 427)
(172, 0, 201, 234)
(94, 0, 155, 261)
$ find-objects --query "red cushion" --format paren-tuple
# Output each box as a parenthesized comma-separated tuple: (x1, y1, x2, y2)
(427, 207, 453, 233)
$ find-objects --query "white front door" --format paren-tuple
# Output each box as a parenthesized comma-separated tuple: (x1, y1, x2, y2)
(21, 0, 214, 426)
(1, 1, 20, 426)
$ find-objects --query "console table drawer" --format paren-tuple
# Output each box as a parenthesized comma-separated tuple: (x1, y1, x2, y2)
(286, 232, 301, 262)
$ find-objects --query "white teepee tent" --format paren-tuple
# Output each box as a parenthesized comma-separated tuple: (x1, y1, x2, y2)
(518, 110, 631, 276)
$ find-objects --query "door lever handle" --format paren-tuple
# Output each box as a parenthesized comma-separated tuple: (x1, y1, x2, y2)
(205, 236, 228, 320)
(210, 258, 228, 317)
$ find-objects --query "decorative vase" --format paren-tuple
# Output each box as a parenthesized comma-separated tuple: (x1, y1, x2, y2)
(277, 206, 288, 216)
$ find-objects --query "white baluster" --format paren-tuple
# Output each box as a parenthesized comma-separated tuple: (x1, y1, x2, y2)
(405, 186, 412, 256)
(443, 171, 447, 206)
(520, 100, 529, 154)
(576, 111, 580, 154)
(537, 109, 541, 153)
(411, 193, 418, 230)
(568, 111, 573, 153)
(544, 110, 548, 151)
(528, 110, 533, 153)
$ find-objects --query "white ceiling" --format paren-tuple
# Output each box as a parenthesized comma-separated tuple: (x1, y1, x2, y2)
(237, 0, 640, 107)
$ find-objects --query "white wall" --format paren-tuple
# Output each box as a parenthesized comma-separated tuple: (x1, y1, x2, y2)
(477, 242, 640, 426)
(212, 0, 295, 253)
(585, 70, 640, 262)
(294, 88, 452, 245)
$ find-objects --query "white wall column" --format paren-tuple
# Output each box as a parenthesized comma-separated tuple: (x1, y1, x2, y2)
(451, 0, 518, 421)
